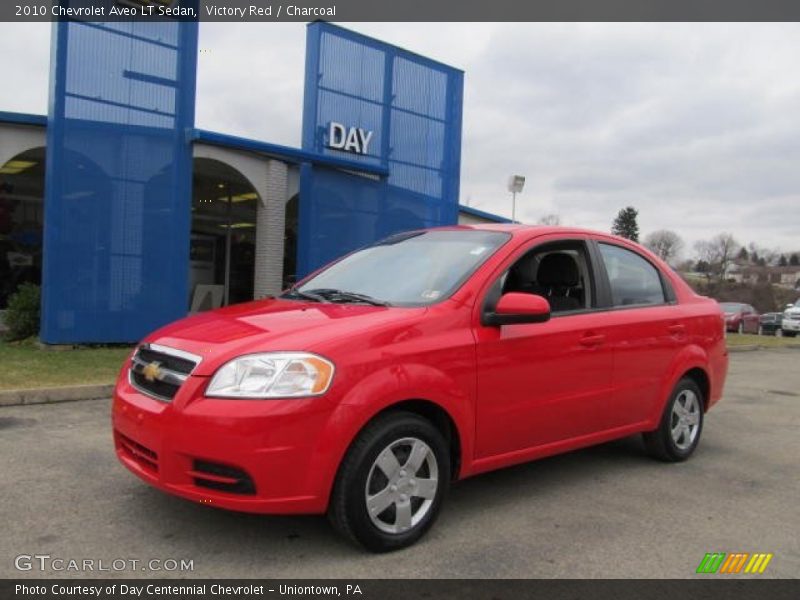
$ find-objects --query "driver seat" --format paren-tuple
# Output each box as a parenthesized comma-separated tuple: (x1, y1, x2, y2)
(536, 253, 582, 312)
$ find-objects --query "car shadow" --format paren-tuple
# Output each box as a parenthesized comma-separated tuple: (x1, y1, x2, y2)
(126, 434, 653, 561)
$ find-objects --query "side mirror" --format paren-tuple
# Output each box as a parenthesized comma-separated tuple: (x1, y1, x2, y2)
(484, 293, 551, 326)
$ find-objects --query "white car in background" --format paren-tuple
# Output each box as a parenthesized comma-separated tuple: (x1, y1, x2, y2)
(783, 300, 800, 337)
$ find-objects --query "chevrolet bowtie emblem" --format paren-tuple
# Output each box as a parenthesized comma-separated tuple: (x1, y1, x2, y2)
(142, 361, 163, 382)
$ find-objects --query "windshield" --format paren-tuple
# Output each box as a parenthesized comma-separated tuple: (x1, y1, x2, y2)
(720, 302, 741, 314)
(289, 230, 510, 306)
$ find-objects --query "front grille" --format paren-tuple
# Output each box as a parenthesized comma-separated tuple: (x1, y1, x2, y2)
(117, 432, 158, 472)
(130, 371, 181, 401)
(137, 346, 197, 375)
(128, 344, 200, 402)
(190, 460, 256, 495)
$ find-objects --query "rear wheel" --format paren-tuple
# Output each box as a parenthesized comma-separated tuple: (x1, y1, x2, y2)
(643, 378, 704, 462)
(328, 411, 450, 552)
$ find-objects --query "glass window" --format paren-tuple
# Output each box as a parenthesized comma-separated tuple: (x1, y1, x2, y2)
(498, 244, 592, 313)
(291, 230, 510, 306)
(720, 302, 742, 314)
(599, 243, 666, 307)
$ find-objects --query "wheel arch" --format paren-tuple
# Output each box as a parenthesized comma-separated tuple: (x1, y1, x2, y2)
(649, 345, 712, 427)
(308, 365, 474, 512)
(367, 399, 463, 481)
(681, 366, 711, 412)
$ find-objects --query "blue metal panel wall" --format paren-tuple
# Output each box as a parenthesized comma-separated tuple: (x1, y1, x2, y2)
(299, 23, 464, 276)
(41, 14, 198, 343)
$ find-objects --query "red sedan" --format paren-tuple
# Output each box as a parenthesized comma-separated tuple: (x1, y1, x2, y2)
(113, 226, 728, 551)
(720, 302, 760, 334)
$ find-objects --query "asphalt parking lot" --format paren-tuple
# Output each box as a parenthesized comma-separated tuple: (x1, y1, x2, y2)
(1, 349, 798, 579)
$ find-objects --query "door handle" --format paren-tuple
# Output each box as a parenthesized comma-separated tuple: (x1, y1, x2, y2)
(667, 324, 686, 335)
(579, 333, 606, 347)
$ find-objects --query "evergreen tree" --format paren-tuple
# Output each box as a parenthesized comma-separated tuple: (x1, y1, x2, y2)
(611, 206, 640, 242)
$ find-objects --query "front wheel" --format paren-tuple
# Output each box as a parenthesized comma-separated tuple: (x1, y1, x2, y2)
(643, 378, 704, 462)
(328, 411, 450, 552)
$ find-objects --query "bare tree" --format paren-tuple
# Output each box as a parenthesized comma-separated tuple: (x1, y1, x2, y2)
(644, 229, 684, 264)
(694, 233, 740, 279)
(537, 214, 561, 226)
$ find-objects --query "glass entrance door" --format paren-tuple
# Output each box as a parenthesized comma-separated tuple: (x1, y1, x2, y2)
(190, 159, 258, 311)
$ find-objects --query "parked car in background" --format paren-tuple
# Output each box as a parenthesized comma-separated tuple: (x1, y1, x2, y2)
(113, 226, 729, 552)
(782, 300, 800, 337)
(758, 313, 784, 336)
(720, 302, 760, 334)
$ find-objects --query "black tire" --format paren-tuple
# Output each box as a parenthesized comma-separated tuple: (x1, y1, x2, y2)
(643, 378, 704, 462)
(785, 331, 797, 338)
(328, 411, 450, 552)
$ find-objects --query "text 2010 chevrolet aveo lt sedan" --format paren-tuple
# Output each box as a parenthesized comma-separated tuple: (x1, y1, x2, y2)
(113, 225, 728, 551)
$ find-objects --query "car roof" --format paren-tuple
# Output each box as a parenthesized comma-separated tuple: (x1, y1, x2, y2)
(432, 223, 634, 243)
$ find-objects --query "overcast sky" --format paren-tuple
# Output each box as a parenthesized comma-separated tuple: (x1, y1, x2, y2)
(2, 22, 799, 256)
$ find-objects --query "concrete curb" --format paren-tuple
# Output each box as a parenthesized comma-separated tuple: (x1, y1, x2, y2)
(0, 384, 112, 407)
(728, 344, 800, 353)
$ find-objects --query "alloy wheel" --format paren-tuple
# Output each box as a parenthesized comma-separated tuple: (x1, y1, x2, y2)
(670, 390, 701, 450)
(365, 437, 439, 534)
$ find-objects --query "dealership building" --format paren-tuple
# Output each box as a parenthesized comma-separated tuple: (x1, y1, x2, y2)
(0, 19, 507, 344)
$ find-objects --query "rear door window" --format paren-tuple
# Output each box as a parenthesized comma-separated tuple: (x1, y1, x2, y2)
(598, 243, 666, 307)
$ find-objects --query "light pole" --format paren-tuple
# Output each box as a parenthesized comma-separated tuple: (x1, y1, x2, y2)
(507, 175, 526, 222)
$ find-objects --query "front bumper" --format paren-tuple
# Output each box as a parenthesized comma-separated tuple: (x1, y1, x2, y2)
(782, 318, 800, 332)
(112, 373, 338, 514)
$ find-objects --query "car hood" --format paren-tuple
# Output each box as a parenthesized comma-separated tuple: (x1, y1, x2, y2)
(141, 298, 427, 376)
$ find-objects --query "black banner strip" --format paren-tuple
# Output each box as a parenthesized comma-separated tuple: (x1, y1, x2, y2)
(3, 0, 800, 23)
(2, 579, 800, 600)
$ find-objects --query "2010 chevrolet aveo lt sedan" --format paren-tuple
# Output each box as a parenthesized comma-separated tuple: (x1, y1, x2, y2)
(113, 225, 728, 552)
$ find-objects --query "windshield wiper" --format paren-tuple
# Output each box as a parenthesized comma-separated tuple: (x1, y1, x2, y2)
(303, 288, 391, 306)
(282, 288, 326, 303)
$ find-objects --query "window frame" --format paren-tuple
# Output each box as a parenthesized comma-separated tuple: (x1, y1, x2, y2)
(480, 238, 602, 324)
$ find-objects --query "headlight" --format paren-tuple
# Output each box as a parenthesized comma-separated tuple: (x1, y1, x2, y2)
(206, 352, 334, 398)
